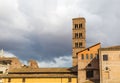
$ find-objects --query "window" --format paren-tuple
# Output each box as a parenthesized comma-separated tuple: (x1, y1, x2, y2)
(22, 78, 25, 83)
(79, 33, 82, 38)
(86, 70, 94, 78)
(81, 54, 84, 60)
(75, 24, 78, 29)
(0, 71, 3, 74)
(75, 42, 83, 48)
(75, 33, 78, 38)
(86, 54, 89, 59)
(75, 43, 78, 48)
(79, 24, 82, 28)
(87, 48, 90, 51)
(8, 78, 11, 82)
(90, 54, 93, 59)
(95, 54, 99, 59)
(68, 78, 71, 82)
(88, 64, 91, 67)
(79, 42, 82, 47)
(103, 55, 108, 61)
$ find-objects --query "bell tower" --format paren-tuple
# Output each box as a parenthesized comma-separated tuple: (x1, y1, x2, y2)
(72, 17, 86, 66)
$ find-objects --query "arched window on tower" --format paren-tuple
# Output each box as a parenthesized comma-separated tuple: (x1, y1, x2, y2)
(79, 42, 82, 47)
(75, 24, 78, 29)
(79, 23, 82, 28)
(79, 33, 82, 38)
(75, 33, 78, 38)
(75, 43, 78, 48)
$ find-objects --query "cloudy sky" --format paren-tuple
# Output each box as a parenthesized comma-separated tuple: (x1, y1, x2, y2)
(0, 0, 120, 67)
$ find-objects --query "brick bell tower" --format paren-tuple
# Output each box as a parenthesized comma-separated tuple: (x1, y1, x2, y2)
(72, 17, 86, 66)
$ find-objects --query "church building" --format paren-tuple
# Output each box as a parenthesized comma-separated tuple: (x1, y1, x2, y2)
(0, 17, 120, 83)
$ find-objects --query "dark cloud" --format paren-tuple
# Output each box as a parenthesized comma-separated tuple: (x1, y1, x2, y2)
(0, 0, 120, 67)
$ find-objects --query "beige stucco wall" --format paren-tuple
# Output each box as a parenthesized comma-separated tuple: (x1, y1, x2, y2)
(99, 50, 120, 83)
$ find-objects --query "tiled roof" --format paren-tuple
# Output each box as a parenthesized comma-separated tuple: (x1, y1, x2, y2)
(103, 46, 120, 49)
(9, 68, 75, 73)
(1, 73, 77, 78)
(0, 68, 77, 78)
(100, 45, 120, 50)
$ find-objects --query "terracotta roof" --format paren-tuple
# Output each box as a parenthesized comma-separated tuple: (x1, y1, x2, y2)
(0, 73, 77, 78)
(0, 68, 77, 78)
(9, 68, 76, 73)
(100, 45, 120, 51)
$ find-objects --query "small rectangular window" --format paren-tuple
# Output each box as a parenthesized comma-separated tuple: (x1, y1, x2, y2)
(103, 55, 108, 61)
(8, 78, 11, 83)
(68, 78, 71, 82)
(86, 54, 89, 59)
(96, 54, 99, 59)
(81, 54, 84, 60)
(86, 70, 94, 78)
(90, 54, 93, 59)
(22, 78, 25, 83)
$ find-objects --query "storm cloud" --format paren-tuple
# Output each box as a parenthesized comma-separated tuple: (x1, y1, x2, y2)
(0, 0, 120, 67)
